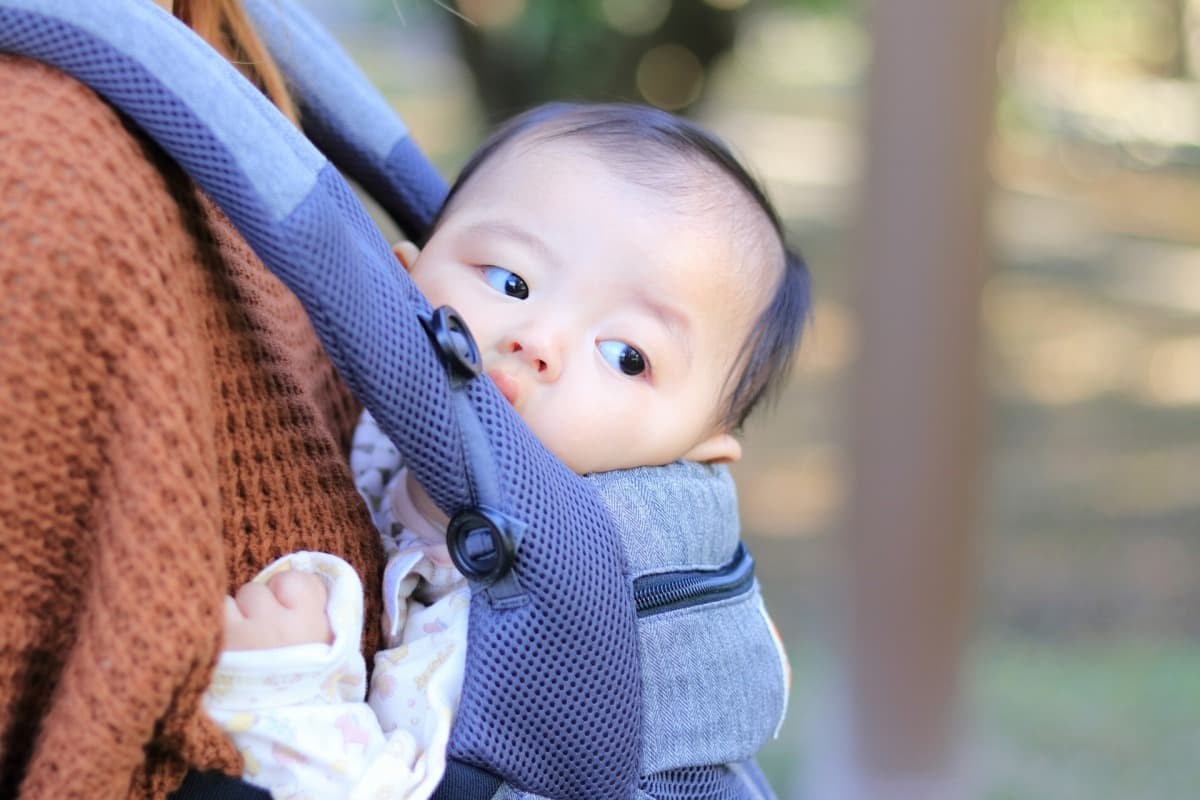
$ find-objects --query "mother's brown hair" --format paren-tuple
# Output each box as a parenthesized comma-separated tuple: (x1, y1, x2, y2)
(172, 0, 298, 123)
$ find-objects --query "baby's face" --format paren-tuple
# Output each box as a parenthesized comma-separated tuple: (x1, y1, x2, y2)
(406, 140, 771, 474)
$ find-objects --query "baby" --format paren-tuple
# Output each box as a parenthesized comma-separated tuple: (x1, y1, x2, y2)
(206, 102, 809, 798)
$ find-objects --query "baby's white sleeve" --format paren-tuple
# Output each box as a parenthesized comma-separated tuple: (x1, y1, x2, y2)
(205, 552, 389, 799)
(204, 549, 469, 800)
(352, 548, 471, 798)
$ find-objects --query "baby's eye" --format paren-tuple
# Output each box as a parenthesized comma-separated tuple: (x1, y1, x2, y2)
(598, 340, 647, 377)
(481, 266, 529, 299)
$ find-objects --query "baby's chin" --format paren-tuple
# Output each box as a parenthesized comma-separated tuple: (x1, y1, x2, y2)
(556, 445, 677, 477)
(522, 413, 678, 475)
(539, 438, 622, 476)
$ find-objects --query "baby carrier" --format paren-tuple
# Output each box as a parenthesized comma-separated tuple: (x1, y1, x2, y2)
(0, 1, 787, 797)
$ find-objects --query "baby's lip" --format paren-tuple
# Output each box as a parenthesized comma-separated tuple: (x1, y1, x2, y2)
(486, 369, 520, 407)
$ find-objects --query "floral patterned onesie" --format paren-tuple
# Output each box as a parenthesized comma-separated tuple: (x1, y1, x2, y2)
(205, 414, 468, 800)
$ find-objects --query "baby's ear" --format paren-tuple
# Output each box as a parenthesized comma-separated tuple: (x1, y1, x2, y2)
(391, 240, 421, 272)
(681, 432, 742, 464)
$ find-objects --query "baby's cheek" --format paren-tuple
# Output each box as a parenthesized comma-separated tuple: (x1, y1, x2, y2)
(535, 419, 590, 469)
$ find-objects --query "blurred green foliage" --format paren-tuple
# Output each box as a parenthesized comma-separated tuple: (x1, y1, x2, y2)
(353, 0, 860, 122)
(446, 0, 739, 122)
(757, 639, 1200, 798)
(969, 640, 1200, 800)
(1012, 0, 1192, 78)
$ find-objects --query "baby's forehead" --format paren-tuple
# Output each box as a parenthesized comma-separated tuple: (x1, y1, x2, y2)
(437, 134, 785, 341)
(461, 133, 780, 265)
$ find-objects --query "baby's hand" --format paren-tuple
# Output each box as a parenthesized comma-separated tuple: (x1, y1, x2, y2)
(223, 571, 332, 651)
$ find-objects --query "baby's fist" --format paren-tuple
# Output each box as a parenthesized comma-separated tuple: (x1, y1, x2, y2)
(223, 570, 332, 651)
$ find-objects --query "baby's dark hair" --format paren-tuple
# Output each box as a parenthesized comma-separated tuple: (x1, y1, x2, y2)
(430, 102, 811, 431)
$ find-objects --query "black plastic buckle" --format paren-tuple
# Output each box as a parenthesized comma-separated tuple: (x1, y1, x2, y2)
(421, 305, 481, 388)
(447, 508, 514, 582)
(446, 507, 526, 607)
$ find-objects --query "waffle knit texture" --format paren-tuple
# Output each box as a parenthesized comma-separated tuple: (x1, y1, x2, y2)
(0, 55, 384, 799)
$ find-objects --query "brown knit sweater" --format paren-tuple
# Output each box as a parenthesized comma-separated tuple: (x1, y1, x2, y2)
(0, 56, 385, 798)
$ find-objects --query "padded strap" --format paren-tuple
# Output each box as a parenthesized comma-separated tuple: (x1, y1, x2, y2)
(242, 0, 446, 239)
(0, 2, 641, 796)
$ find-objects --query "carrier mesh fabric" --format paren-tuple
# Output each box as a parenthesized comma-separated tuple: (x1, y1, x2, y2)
(324, 127, 448, 242)
(288, 56, 449, 239)
(640, 763, 775, 800)
(0, 6, 641, 798)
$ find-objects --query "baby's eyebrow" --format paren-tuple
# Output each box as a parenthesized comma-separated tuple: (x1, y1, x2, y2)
(463, 220, 558, 269)
(636, 296, 692, 367)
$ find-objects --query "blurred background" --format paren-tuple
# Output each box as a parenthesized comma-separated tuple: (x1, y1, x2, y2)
(299, 1, 1200, 797)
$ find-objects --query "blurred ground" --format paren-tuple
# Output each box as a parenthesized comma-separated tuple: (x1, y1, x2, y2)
(305, 2, 1200, 797)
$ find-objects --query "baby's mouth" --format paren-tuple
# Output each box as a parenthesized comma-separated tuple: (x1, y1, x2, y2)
(486, 369, 520, 407)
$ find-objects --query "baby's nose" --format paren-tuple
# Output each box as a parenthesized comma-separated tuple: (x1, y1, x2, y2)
(505, 328, 561, 381)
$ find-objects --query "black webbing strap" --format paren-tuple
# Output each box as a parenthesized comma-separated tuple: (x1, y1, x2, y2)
(168, 770, 271, 800)
(168, 760, 505, 800)
(432, 759, 506, 800)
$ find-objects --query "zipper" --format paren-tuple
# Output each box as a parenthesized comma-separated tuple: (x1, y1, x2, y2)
(633, 543, 756, 618)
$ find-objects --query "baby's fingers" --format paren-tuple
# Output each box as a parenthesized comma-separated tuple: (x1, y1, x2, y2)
(267, 570, 329, 613)
(221, 572, 333, 650)
(223, 595, 266, 651)
(223, 595, 243, 624)
(232, 580, 283, 620)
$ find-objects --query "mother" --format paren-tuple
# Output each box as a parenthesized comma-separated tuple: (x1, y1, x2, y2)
(0, 1, 384, 796)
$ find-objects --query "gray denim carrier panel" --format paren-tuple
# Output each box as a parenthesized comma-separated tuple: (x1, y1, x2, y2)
(588, 462, 789, 777)
(592, 461, 742, 576)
